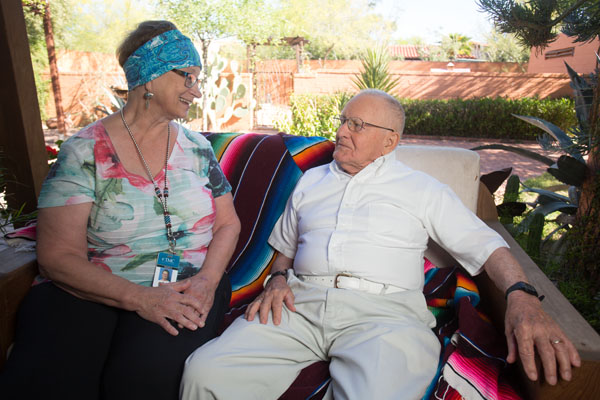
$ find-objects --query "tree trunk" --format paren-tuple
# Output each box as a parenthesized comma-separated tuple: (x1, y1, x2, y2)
(566, 75, 600, 293)
(322, 44, 334, 69)
(42, 0, 66, 136)
(201, 38, 210, 132)
(249, 43, 257, 129)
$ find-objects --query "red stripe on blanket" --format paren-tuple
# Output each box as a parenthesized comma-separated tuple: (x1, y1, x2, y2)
(229, 253, 275, 306)
(292, 141, 335, 172)
(447, 351, 521, 400)
(219, 133, 260, 177)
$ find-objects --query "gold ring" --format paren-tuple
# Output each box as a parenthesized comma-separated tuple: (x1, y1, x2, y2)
(552, 339, 562, 344)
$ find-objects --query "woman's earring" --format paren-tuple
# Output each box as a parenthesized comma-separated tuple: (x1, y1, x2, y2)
(143, 88, 154, 109)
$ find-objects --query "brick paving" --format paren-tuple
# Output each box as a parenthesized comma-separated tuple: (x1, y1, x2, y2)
(401, 135, 558, 182)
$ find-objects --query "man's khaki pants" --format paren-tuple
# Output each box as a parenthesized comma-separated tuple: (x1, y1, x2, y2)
(180, 274, 440, 400)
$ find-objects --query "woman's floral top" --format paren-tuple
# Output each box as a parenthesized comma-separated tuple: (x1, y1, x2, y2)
(38, 121, 231, 286)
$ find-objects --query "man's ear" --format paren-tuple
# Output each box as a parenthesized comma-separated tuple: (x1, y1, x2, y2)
(384, 131, 400, 151)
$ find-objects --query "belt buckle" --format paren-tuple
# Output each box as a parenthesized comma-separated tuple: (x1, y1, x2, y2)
(334, 272, 354, 288)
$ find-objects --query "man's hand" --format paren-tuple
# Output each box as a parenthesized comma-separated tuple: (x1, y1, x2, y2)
(135, 280, 205, 336)
(505, 291, 581, 385)
(245, 275, 296, 325)
(484, 247, 581, 385)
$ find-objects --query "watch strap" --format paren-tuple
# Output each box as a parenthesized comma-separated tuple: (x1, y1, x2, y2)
(505, 281, 545, 301)
(264, 269, 290, 287)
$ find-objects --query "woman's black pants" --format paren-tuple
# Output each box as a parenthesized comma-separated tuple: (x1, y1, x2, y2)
(0, 275, 231, 400)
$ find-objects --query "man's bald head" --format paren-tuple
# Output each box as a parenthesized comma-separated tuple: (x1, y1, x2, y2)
(353, 89, 405, 137)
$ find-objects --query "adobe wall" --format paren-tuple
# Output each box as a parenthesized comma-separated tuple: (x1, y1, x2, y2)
(42, 50, 126, 126)
(293, 71, 572, 100)
(42, 50, 571, 130)
(257, 59, 526, 73)
(527, 33, 600, 74)
(42, 50, 253, 130)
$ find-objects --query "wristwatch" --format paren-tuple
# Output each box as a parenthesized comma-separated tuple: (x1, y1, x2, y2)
(505, 281, 545, 301)
(263, 269, 290, 288)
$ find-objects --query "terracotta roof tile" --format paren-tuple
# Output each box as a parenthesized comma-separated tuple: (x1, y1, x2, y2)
(388, 45, 421, 59)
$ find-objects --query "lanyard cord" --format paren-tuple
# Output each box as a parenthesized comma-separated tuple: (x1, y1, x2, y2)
(120, 108, 176, 253)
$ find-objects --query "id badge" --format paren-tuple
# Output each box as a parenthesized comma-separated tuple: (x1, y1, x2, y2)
(157, 252, 180, 269)
(152, 252, 180, 287)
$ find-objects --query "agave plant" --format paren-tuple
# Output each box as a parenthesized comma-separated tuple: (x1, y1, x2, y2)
(352, 48, 400, 94)
(472, 61, 596, 258)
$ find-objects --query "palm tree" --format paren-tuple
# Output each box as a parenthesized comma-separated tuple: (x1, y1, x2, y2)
(441, 33, 472, 59)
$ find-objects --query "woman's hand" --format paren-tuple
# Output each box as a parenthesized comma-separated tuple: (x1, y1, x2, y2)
(182, 274, 219, 328)
(135, 279, 205, 336)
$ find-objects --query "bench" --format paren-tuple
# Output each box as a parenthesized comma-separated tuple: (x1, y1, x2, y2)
(1, 132, 599, 398)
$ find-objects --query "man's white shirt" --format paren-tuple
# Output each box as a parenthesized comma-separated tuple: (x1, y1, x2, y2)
(268, 151, 508, 291)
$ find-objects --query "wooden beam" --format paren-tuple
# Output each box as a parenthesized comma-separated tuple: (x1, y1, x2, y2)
(0, 0, 49, 214)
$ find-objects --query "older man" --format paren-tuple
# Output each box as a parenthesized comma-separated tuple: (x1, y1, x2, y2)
(180, 89, 580, 399)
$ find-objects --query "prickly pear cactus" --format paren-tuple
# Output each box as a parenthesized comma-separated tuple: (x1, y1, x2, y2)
(190, 54, 253, 131)
(499, 175, 521, 225)
(526, 212, 545, 260)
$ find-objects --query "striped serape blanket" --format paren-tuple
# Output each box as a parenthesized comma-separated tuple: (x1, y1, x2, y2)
(423, 259, 522, 400)
(202, 132, 334, 308)
(204, 132, 522, 400)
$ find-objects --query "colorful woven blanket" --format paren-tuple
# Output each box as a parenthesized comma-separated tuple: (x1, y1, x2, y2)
(202, 132, 334, 308)
(423, 260, 522, 400)
(204, 132, 522, 400)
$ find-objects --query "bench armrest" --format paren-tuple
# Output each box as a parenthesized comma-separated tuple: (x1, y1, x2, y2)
(0, 247, 37, 370)
(476, 183, 600, 398)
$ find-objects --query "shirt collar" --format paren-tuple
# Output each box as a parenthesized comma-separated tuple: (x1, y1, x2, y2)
(330, 150, 396, 181)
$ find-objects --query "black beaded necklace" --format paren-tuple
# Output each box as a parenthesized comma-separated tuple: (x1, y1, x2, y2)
(120, 108, 176, 253)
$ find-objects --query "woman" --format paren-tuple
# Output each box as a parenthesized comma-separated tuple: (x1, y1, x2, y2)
(0, 21, 240, 400)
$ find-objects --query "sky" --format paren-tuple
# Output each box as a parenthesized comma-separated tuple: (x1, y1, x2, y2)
(376, 0, 495, 43)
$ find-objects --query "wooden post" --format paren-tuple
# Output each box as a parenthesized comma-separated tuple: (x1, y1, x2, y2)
(0, 0, 49, 214)
(294, 43, 301, 73)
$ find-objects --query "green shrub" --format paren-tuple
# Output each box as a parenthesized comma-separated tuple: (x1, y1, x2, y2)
(275, 93, 351, 140)
(400, 97, 576, 140)
(278, 94, 576, 141)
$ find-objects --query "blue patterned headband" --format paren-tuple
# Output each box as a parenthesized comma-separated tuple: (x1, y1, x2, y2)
(123, 29, 202, 91)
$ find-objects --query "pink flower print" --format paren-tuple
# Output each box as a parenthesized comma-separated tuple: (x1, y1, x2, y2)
(93, 261, 113, 273)
(103, 244, 133, 256)
(89, 245, 133, 272)
(183, 246, 208, 260)
(190, 209, 216, 234)
(94, 138, 153, 191)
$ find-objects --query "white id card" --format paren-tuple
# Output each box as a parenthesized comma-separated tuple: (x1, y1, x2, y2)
(152, 266, 178, 287)
(151, 252, 180, 287)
